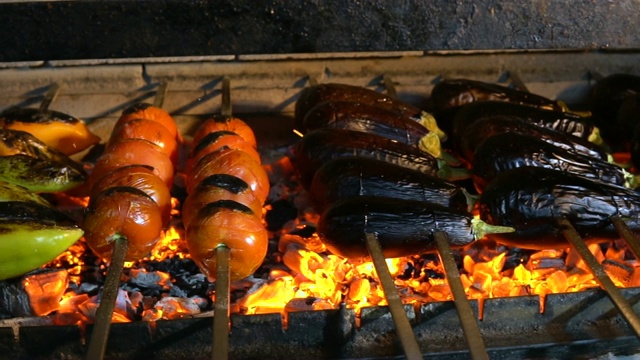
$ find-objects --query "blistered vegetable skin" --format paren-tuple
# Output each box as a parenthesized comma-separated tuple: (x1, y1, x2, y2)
(301, 101, 430, 143)
(294, 83, 424, 130)
(292, 128, 440, 189)
(0, 107, 100, 155)
(457, 115, 607, 163)
(452, 101, 599, 145)
(317, 196, 479, 259)
(310, 157, 469, 214)
(471, 132, 628, 192)
(478, 167, 640, 249)
(430, 79, 563, 113)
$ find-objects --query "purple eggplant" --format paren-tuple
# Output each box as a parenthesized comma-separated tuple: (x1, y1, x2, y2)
(478, 167, 640, 250)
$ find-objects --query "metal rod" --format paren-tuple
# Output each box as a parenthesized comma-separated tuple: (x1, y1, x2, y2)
(556, 217, 640, 338)
(212, 246, 231, 360)
(307, 74, 319, 87)
(39, 82, 61, 112)
(364, 233, 423, 360)
(153, 81, 169, 108)
(382, 74, 398, 98)
(220, 77, 232, 118)
(506, 71, 529, 92)
(85, 237, 129, 360)
(434, 231, 490, 360)
(611, 216, 640, 260)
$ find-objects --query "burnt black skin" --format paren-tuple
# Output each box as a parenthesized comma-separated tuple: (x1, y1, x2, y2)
(478, 167, 640, 250)
(471, 132, 626, 192)
(301, 100, 429, 144)
(457, 115, 607, 164)
(310, 157, 469, 214)
(291, 128, 440, 189)
(317, 196, 477, 259)
(294, 83, 423, 131)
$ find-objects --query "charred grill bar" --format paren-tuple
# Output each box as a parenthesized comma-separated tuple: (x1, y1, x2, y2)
(2, 1, 640, 358)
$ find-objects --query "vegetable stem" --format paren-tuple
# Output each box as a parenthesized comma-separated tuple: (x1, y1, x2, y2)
(436, 159, 471, 182)
(419, 111, 447, 141)
(471, 218, 515, 240)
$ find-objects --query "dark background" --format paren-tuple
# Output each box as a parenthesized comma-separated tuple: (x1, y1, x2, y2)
(2, 0, 640, 62)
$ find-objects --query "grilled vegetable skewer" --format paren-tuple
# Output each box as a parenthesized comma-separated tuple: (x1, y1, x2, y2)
(310, 157, 473, 214)
(292, 128, 469, 190)
(456, 115, 608, 164)
(471, 132, 633, 192)
(478, 166, 640, 250)
(301, 100, 443, 158)
(84, 101, 178, 360)
(182, 83, 268, 360)
(295, 82, 445, 139)
(317, 196, 514, 260)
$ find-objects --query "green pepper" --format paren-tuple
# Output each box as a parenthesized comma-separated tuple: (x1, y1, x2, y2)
(0, 154, 85, 193)
(0, 220, 83, 281)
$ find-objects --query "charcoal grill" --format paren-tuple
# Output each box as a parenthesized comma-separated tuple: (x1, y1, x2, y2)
(2, 1, 640, 359)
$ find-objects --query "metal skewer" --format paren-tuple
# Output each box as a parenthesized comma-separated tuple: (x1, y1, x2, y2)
(86, 86, 171, 360)
(434, 231, 490, 360)
(154, 81, 169, 109)
(212, 246, 231, 360)
(382, 74, 398, 98)
(85, 237, 129, 360)
(364, 233, 423, 360)
(556, 217, 640, 338)
(220, 78, 232, 118)
(39, 82, 61, 112)
(211, 77, 233, 360)
(610, 216, 640, 260)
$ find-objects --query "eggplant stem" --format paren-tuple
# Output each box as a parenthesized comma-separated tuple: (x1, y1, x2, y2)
(623, 170, 639, 189)
(462, 189, 480, 213)
(418, 132, 441, 159)
(588, 126, 604, 146)
(418, 111, 447, 142)
(436, 160, 471, 182)
(471, 218, 515, 240)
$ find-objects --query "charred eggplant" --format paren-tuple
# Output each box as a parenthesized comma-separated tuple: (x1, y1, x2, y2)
(294, 83, 441, 136)
(309, 157, 472, 214)
(471, 132, 630, 192)
(430, 78, 563, 113)
(457, 115, 608, 164)
(429, 79, 564, 136)
(317, 196, 513, 259)
(478, 167, 640, 249)
(302, 100, 442, 157)
(291, 128, 467, 189)
(452, 100, 602, 147)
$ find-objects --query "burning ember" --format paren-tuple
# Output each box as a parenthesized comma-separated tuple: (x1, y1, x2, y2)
(2, 172, 639, 329)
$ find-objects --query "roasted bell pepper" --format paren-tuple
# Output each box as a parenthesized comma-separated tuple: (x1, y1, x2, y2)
(0, 107, 100, 156)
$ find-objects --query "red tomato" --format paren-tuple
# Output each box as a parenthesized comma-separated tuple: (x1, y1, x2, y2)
(191, 116, 257, 149)
(181, 174, 263, 228)
(186, 131, 261, 173)
(109, 118, 179, 166)
(186, 201, 268, 282)
(187, 148, 269, 203)
(91, 139, 175, 190)
(83, 186, 163, 261)
(115, 103, 181, 143)
(91, 165, 173, 227)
